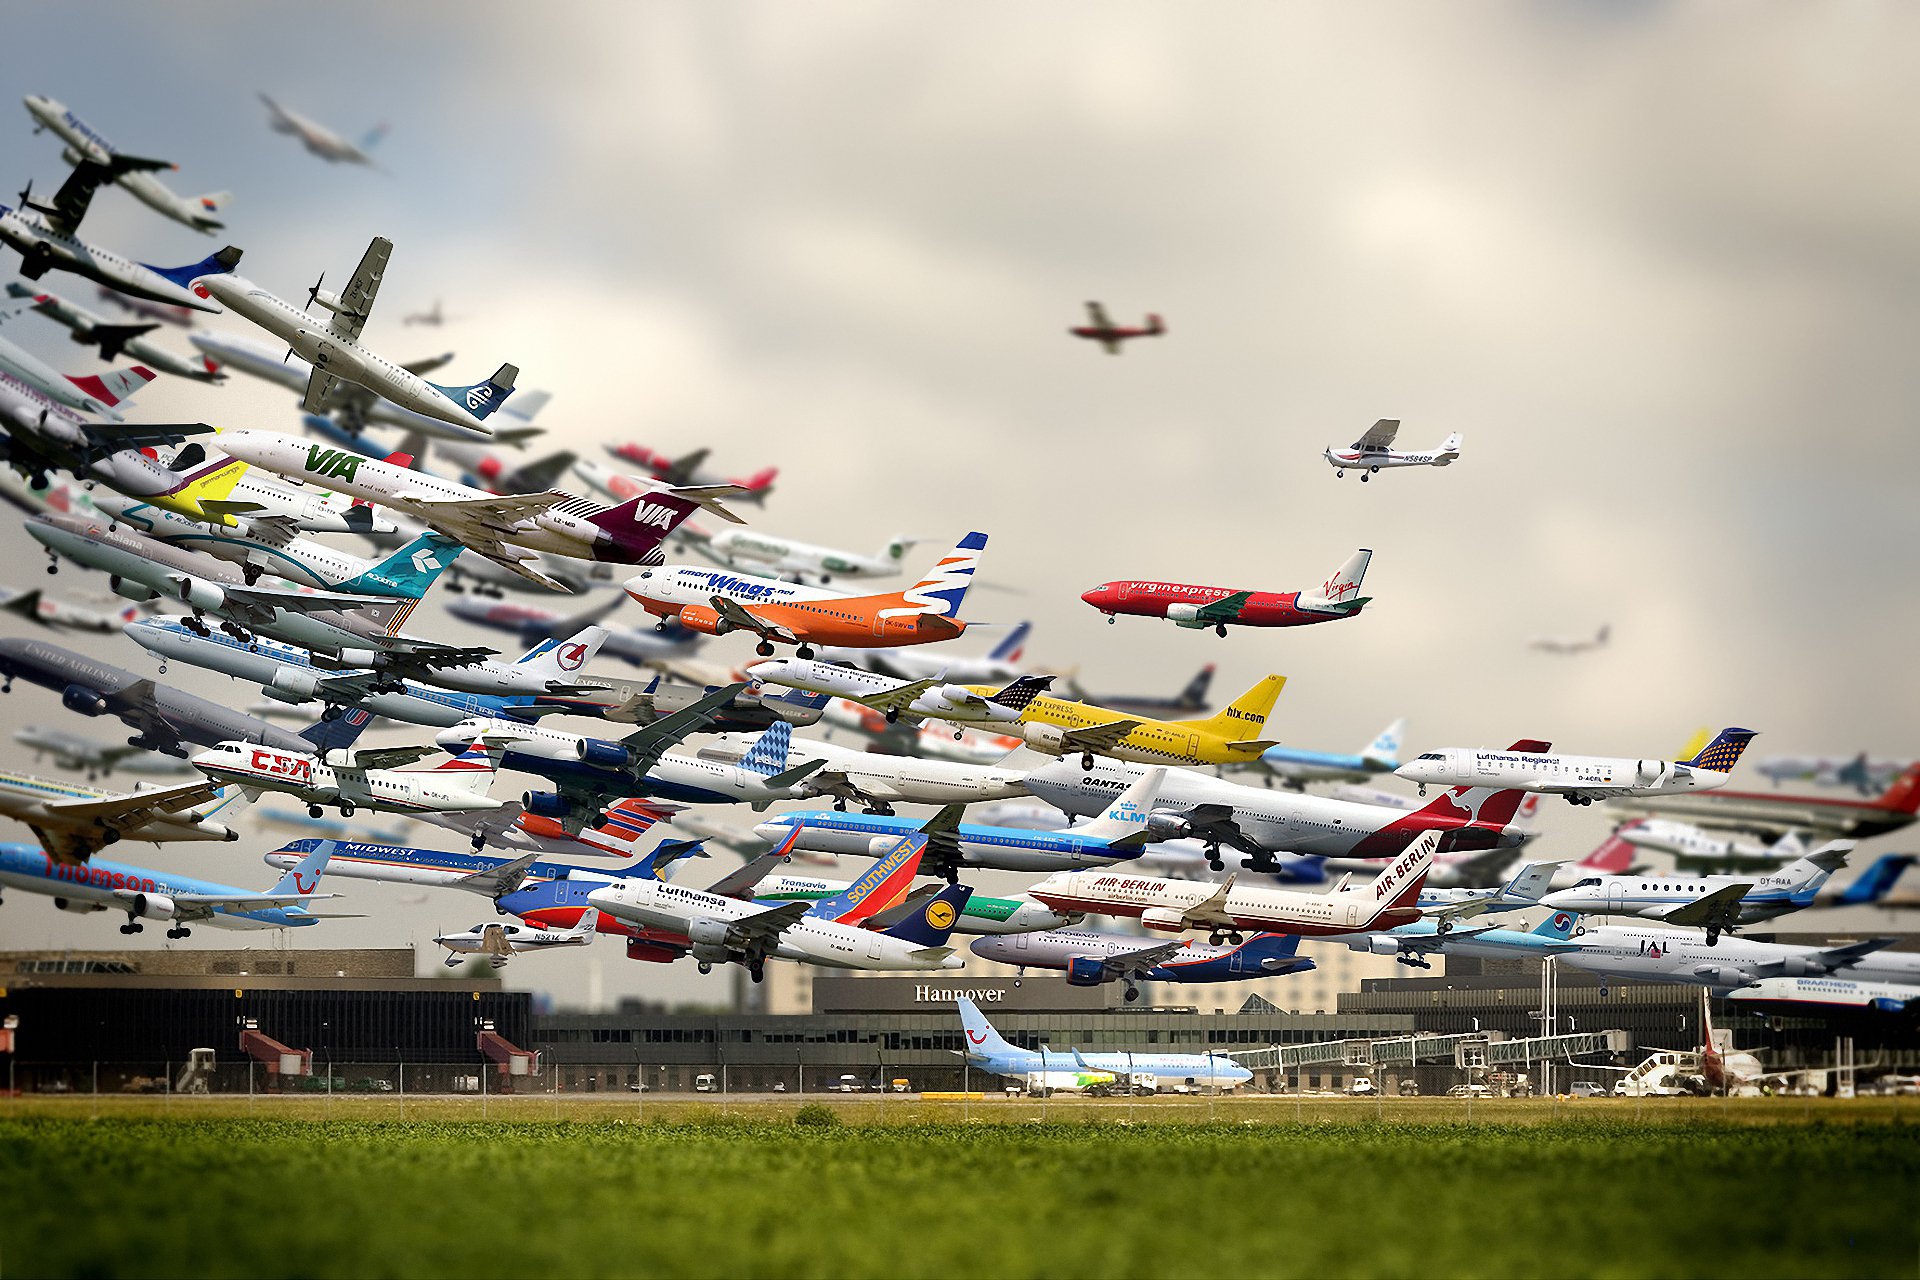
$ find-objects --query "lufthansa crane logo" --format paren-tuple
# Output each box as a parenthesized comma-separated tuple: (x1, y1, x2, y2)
(925, 900, 957, 930)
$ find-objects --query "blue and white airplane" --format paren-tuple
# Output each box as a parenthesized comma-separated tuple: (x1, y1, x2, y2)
(1325, 909, 1584, 970)
(956, 997, 1252, 1093)
(1254, 717, 1406, 788)
(969, 930, 1313, 1002)
(1540, 843, 1853, 941)
(752, 767, 1169, 879)
(0, 839, 340, 938)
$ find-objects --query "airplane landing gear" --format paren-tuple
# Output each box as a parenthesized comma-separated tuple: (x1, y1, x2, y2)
(470, 831, 487, 852)
(1012, 969, 1023, 988)
(119, 919, 143, 935)
(339, 801, 356, 817)
(1107, 615, 1116, 625)
(884, 709, 898, 724)
(1124, 983, 1141, 1003)
(307, 804, 324, 819)
(1205, 845, 1225, 873)
(796, 645, 814, 659)
(166, 926, 191, 940)
(748, 960, 765, 984)
(755, 642, 774, 657)
(1215, 624, 1227, 637)
(1080, 752, 1095, 771)
(654, 620, 669, 632)
(697, 961, 713, 974)
(1706, 927, 1721, 947)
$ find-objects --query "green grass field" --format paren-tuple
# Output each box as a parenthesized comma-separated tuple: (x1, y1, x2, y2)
(1, 1100, 1913, 1278)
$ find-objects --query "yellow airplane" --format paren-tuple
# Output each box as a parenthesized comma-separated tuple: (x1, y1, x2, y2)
(967, 673, 1286, 769)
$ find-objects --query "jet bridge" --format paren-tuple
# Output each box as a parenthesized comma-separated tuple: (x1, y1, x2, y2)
(1230, 1028, 1630, 1073)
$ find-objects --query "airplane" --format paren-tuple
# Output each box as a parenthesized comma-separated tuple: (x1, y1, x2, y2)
(0, 636, 372, 759)
(1026, 831, 1437, 944)
(746, 656, 1051, 730)
(623, 532, 986, 657)
(0, 353, 214, 495)
(0, 767, 234, 864)
(0, 160, 233, 310)
(695, 731, 1029, 811)
(970, 930, 1313, 1002)
(1753, 751, 1908, 795)
(7, 284, 223, 381)
(751, 767, 1171, 879)
(753, 876, 1076, 937)
(818, 620, 1034, 685)
(1613, 818, 1812, 872)
(1726, 976, 1919, 1016)
(957, 997, 1251, 1095)
(1548, 925, 1917, 997)
(23, 95, 229, 233)
(192, 737, 508, 822)
(443, 595, 704, 667)
(1062, 663, 1214, 719)
(1540, 843, 1853, 944)
(435, 908, 601, 969)
(1081, 550, 1372, 636)
(0, 325, 160, 422)
(217, 429, 740, 591)
(1529, 625, 1610, 655)
(13, 726, 194, 778)
(0, 586, 138, 633)
(1609, 762, 1920, 842)
(1395, 728, 1758, 806)
(31, 446, 392, 537)
(1323, 419, 1461, 481)
(1021, 751, 1534, 869)
(1252, 716, 1406, 788)
(404, 299, 447, 327)
(817, 698, 1027, 766)
(262, 833, 706, 901)
(187, 239, 517, 434)
(587, 674, 829, 733)
(1068, 302, 1165, 355)
(1414, 861, 1559, 925)
(588, 851, 975, 980)
(1323, 909, 1586, 971)
(989, 673, 1285, 771)
(259, 95, 387, 166)
(603, 442, 778, 503)
(0, 838, 340, 937)
(673, 520, 923, 585)
(92, 288, 193, 327)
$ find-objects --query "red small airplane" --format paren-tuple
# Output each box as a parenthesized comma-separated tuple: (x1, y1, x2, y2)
(1069, 301, 1164, 354)
(1083, 550, 1372, 636)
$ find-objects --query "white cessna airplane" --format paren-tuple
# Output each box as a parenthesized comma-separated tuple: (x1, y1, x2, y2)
(1323, 419, 1461, 481)
(746, 656, 1050, 729)
(24, 95, 229, 233)
(1395, 729, 1757, 807)
(189, 237, 516, 434)
(435, 909, 600, 969)
(192, 738, 508, 821)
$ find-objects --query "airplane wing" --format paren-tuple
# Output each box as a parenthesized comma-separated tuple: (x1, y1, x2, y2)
(1176, 804, 1265, 855)
(327, 237, 389, 343)
(161, 576, 377, 625)
(851, 679, 939, 718)
(616, 681, 750, 773)
(705, 851, 791, 899)
(36, 161, 128, 237)
(1102, 941, 1185, 976)
(28, 823, 111, 866)
(1654, 883, 1755, 931)
(799, 768, 866, 806)
(44, 780, 223, 824)
(668, 449, 710, 483)
(1179, 876, 1238, 930)
(709, 596, 803, 645)
(77, 421, 214, 451)
(1352, 418, 1401, 450)
(399, 493, 572, 591)
(1057, 720, 1141, 756)
(726, 900, 811, 946)
(1084, 301, 1114, 329)
(917, 804, 967, 880)
(1391, 924, 1502, 954)
(301, 367, 345, 416)
(452, 852, 541, 898)
(1193, 592, 1254, 624)
(348, 745, 439, 771)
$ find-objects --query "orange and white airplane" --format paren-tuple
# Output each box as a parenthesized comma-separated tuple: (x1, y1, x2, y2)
(623, 532, 986, 659)
(963, 673, 1287, 771)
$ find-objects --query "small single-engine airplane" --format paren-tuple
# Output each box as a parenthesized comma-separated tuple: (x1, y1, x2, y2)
(1068, 301, 1164, 354)
(1324, 419, 1461, 481)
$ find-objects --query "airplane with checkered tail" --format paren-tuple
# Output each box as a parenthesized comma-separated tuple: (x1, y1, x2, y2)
(623, 532, 988, 658)
(1395, 728, 1758, 807)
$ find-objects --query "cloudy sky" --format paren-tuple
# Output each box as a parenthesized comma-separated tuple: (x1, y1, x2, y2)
(2, 2, 1915, 1005)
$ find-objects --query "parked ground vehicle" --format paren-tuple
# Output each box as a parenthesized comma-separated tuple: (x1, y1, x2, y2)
(1447, 1083, 1493, 1099)
(694, 1073, 717, 1093)
(1347, 1076, 1376, 1097)
(829, 1075, 862, 1094)
(1570, 1081, 1608, 1099)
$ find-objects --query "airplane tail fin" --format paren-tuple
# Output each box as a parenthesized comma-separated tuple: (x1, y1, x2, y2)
(987, 621, 1031, 664)
(1364, 830, 1435, 911)
(1577, 830, 1637, 875)
(192, 190, 231, 218)
(956, 996, 1017, 1058)
(498, 389, 551, 425)
(898, 532, 987, 619)
(737, 721, 793, 777)
(360, 122, 390, 152)
(1299, 548, 1372, 612)
(1533, 910, 1581, 941)
(1684, 728, 1758, 775)
(66, 364, 157, 411)
(423, 740, 503, 795)
(1873, 763, 1920, 815)
(1595, 624, 1611, 647)
(878, 882, 971, 947)
(1501, 861, 1557, 903)
(738, 466, 778, 495)
(1173, 674, 1285, 742)
(514, 625, 610, 681)
(1837, 853, 1916, 906)
(767, 687, 830, 718)
(567, 906, 601, 938)
(1145, 314, 1165, 335)
(1075, 766, 1164, 842)
(1359, 716, 1407, 767)
(267, 838, 334, 898)
(584, 488, 702, 546)
(1437, 432, 1463, 459)
(426, 363, 517, 423)
(1779, 841, 1853, 902)
(987, 675, 1053, 713)
(1177, 663, 1216, 710)
(143, 244, 242, 291)
(809, 833, 927, 925)
(297, 706, 373, 755)
(343, 532, 463, 598)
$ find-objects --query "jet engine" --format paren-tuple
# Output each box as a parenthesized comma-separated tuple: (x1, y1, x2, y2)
(173, 577, 228, 612)
(575, 739, 632, 768)
(61, 684, 108, 716)
(53, 897, 105, 913)
(1366, 936, 1407, 956)
(120, 892, 177, 921)
(1144, 811, 1195, 841)
(1141, 907, 1188, 933)
(1021, 723, 1068, 754)
(686, 919, 735, 948)
(1065, 956, 1112, 987)
(1165, 603, 1202, 623)
(675, 605, 728, 636)
(521, 791, 572, 819)
(264, 669, 321, 703)
(108, 575, 158, 603)
(689, 942, 733, 965)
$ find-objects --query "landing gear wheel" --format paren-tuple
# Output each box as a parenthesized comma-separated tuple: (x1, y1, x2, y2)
(340, 801, 356, 817)
(697, 961, 713, 975)
(755, 642, 774, 657)
(308, 804, 324, 819)
(46, 561, 57, 575)
(943, 864, 959, 886)
(1207, 854, 1225, 873)
(1706, 927, 1721, 947)
(748, 962, 765, 984)
(884, 709, 898, 724)
(1080, 752, 1095, 772)
(1124, 985, 1141, 1003)
(1215, 624, 1227, 637)
(321, 704, 343, 722)
(471, 832, 486, 852)
(1360, 473, 1370, 483)
(1209, 931, 1225, 946)
(796, 645, 814, 659)
(655, 621, 669, 633)
(1107, 615, 1116, 625)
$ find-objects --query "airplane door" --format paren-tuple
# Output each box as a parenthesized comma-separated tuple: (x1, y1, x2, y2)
(867, 933, 885, 961)
(1346, 903, 1361, 927)
(1118, 583, 1132, 603)
(1606, 885, 1626, 916)
(1187, 734, 1201, 762)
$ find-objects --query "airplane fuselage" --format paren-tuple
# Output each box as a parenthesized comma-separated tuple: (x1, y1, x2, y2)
(0, 207, 219, 310)
(1080, 581, 1362, 629)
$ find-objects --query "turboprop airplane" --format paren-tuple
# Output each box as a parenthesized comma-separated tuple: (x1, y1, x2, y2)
(435, 909, 600, 969)
(23, 95, 229, 233)
(602, 443, 778, 503)
(1081, 550, 1372, 636)
(6, 284, 223, 381)
(674, 520, 922, 585)
(1323, 419, 1461, 481)
(1529, 625, 1609, 655)
(1609, 762, 1920, 843)
(745, 656, 1050, 729)
(1068, 301, 1165, 354)
(216, 429, 739, 591)
(1027, 832, 1437, 944)
(0, 767, 234, 864)
(259, 95, 387, 166)
(970, 930, 1313, 1002)
(1539, 843, 1853, 943)
(958, 997, 1250, 1094)
(984, 673, 1285, 771)
(187, 238, 517, 434)
(623, 532, 986, 657)
(0, 839, 340, 937)
(1252, 716, 1406, 788)
(192, 737, 509, 822)
(1396, 729, 1757, 806)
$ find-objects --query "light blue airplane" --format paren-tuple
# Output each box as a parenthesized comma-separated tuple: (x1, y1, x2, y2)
(957, 997, 1251, 1093)
(1255, 716, 1406, 787)
(0, 839, 341, 938)
(1326, 909, 1584, 970)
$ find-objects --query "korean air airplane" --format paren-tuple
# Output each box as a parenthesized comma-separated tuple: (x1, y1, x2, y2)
(0, 839, 340, 937)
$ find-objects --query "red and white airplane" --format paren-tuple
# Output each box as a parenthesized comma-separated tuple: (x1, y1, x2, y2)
(1082, 550, 1371, 636)
(1068, 301, 1164, 354)
(601, 444, 777, 504)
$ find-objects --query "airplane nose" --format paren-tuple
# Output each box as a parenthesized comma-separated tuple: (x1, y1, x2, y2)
(1079, 585, 1109, 607)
